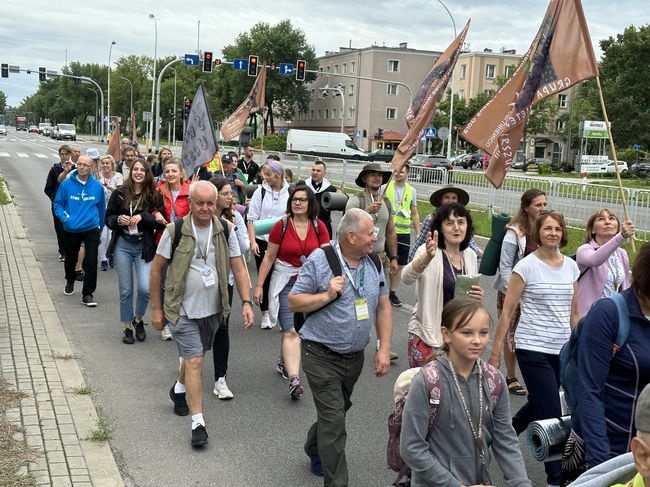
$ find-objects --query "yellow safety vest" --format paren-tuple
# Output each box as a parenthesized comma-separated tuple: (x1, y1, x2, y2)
(384, 181, 413, 235)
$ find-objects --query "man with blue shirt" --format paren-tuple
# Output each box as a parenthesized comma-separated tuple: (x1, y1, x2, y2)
(53, 155, 106, 306)
(289, 208, 393, 486)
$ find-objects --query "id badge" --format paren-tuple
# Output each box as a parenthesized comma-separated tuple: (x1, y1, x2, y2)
(373, 226, 380, 238)
(201, 265, 216, 287)
(354, 299, 369, 320)
(128, 223, 139, 235)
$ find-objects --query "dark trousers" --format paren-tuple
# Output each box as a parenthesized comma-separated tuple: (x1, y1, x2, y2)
(253, 238, 272, 312)
(302, 340, 365, 487)
(63, 228, 100, 296)
(213, 284, 233, 380)
(51, 206, 65, 255)
(513, 348, 563, 485)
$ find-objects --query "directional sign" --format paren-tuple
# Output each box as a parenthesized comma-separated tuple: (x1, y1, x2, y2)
(437, 127, 449, 140)
(633, 144, 641, 150)
(279, 63, 294, 75)
(232, 58, 249, 71)
(184, 54, 199, 66)
(424, 127, 436, 139)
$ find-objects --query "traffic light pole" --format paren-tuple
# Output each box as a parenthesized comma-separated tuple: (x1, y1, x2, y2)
(306, 69, 413, 103)
(154, 57, 183, 154)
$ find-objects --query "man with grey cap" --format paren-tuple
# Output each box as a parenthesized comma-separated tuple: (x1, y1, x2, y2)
(86, 147, 101, 178)
(569, 382, 650, 486)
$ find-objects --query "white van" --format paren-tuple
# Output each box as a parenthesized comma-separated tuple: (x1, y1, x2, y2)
(286, 129, 367, 160)
(57, 123, 77, 141)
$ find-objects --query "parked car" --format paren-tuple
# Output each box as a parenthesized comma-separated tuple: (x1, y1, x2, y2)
(367, 148, 395, 162)
(512, 160, 527, 170)
(28, 125, 39, 133)
(42, 126, 52, 136)
(605, 160, 628, 174)
(408, 154, 452, 183)
(0, 124, 7, 136)
(634, 159, 650, 178)
(457, 152, 483, 170)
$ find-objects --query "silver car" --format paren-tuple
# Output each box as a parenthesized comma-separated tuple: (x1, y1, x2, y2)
(0, 124, 7, 136)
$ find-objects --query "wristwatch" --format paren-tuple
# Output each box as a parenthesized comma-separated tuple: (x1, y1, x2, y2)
(242, 300, 253, 306)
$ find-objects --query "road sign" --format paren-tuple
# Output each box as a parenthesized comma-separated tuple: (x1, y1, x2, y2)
(424, 127, 436, 139)
(355, 130, 361, 138)
(633, 144, 641, 150)
(437, 127, 449, 140)
(278, 128, 287, 136)
(184, 54, 199, 66)
(232, 58, 249, 71)
(142, 111, 152, 122)
(279, 63, 294, 75)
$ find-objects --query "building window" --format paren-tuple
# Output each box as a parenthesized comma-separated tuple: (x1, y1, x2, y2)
(339, 85, 345, 95)
(348, 107, 354, 120)
(332, 108, 337, 120)
(342, 63, 347, 74)
(318, 67, 323, 73)
(326, 66, 330, 73)
(484, 89, 495, 96)
(505, 64, 515, 77)
(388, 59, 399, 72)
(387, 84, 398, 95)
(458, 89, 465, 100)
(386, 107, 397, 120)
(558, 94, 568, 108)
(310, 110, 314, 120)
(334, 64, 339, 74)
(350, 61, 355, 73)
(349, 83, 354, 95)
(460, 64, 466, 78)
(317, 110, 321, 119)
(485, 64, 496, 78)
(324, 109, 329, 120)
(555, 119, 566, 131)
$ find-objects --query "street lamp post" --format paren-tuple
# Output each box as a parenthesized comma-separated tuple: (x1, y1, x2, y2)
(107, 40, 116, 142)
(86, 87, 98, 139)
(119, 77, 134, 140)
(437, 0, 456, 159)
(148, 13, 158, 153)
(170, 67, 177, 146)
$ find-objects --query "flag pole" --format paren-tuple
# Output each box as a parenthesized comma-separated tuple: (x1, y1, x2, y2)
(595, 75, 636, 253)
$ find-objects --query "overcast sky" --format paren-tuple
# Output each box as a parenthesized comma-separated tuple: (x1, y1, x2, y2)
(1, 0, 646, 107)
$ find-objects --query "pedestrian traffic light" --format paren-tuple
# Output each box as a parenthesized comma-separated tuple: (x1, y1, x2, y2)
(1, 64, 8, 78)
(248, 55, 258, 77)
(296, 60, 306, 81)
(39, 67, 46, 82)
(203, 52, 213, 73)
(377, 128, 384, 139)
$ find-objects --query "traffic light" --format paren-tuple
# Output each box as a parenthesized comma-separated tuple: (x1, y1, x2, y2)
(202, 52, 213, 73)
(39, 67, 46, 82)
(248, 55, 258, 77)
(296, 60, 306, 81)
(214, 58, 222, 66)
(377, 128, 384, 139)
(1, 64, 8, 78)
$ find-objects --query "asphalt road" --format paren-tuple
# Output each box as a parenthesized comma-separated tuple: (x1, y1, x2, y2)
(0, 131, 548, 486)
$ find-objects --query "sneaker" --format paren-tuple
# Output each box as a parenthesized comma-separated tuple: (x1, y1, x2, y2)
(75, 270, 85, 282)
(64, 282, 74, 296)
(307, 451, 324, 477)
(389, 351, 399, 361)
(213, 377, 234, 400)
(191, 425, 208, 448)
(289, 377, 304, 400)
(133, 319, 146, 342)
(58, 253, 65, 262)
(122, 328, 135, 345)
(82, 295, 97, 307)
(389, 291, 402, 307)
(260, 313, 274, 329)
(108, 256, 115, 268)
(100, 260, 109, 271)
(276, 360, 289, 380)
(161, 325, 172, 341)
(169, 385, 189, 416)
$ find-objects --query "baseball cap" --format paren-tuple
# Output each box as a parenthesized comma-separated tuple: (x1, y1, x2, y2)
(636, 383, 650, 433)
(85, 148, 101, 160)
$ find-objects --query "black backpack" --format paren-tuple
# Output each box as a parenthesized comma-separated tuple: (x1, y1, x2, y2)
(169, 217, 230, 260)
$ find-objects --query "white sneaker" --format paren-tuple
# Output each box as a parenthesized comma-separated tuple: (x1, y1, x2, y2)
(260, 313, 274, 329)
(161, 325, 172, 341)
(213, 377, 234, 400)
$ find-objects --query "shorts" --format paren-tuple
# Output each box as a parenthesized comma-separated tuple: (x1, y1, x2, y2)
(169, 314, 222, 358)
(396, 233, 411, 266)
(278, 279, 296, 332)
(407, 333, 439, 368)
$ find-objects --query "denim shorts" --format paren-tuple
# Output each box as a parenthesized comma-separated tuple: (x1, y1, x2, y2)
(169, 314, 221, 358)
(278, 279, 296, 332)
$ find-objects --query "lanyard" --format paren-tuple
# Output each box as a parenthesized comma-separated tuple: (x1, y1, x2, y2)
(129, 195, 142, 217)
(334, 242, 365, 293)
(191, 219, 212, 264)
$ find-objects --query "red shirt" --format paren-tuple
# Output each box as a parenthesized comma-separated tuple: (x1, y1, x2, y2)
(269, 218, 330, 267)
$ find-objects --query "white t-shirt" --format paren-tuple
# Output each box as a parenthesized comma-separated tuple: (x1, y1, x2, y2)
(157, 218, 241, 319)
(513, 253, 579, 354)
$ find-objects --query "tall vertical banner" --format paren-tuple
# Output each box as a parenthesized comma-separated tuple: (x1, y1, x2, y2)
(106, 116, 121, 162)
(220, 65, 267, 142)
(461, 0, 598, 188)
(181, 84, 218, 177)
(391, 21, 471, 173)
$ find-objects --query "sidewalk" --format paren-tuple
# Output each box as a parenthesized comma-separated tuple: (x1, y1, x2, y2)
(0, 184, 123, 486)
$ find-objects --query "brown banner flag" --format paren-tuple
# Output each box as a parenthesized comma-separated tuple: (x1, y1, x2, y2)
(181, 84, 218, 177)
(220, 64, 267, 142)
(106, 116, 121, 162)
(392, 21, 471, 173)
(461, 0, 598, 188)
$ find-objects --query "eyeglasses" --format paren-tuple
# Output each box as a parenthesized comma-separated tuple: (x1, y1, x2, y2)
(291, 197, 308, 204)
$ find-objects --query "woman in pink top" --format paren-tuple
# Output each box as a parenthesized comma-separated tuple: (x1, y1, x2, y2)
(576, 208, 635, 318)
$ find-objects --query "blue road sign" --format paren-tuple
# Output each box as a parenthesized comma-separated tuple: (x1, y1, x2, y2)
(184, 54, 199, 66)
(424, 127, 436, 139)
(232, 58, 249, 71)
(279, 128, 287, 136)
(279, 63, 295, 75)
(633, 144, 641, 150)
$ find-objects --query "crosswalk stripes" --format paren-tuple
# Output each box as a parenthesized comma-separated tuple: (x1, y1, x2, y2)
(0, 152, 53, 159)
(0, 152, 10, 158)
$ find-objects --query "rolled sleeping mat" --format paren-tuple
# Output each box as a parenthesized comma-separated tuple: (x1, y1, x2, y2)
(253, 217, 282, 236)
(246, 184, 260, 199)
(526, 416, 572, 462)
(321, 192, 349, 212)
(478, 212, 511, 276)
(235, 204, 246, 216)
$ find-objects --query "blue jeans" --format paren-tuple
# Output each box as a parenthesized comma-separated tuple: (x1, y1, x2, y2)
(113, 237, 151, 324)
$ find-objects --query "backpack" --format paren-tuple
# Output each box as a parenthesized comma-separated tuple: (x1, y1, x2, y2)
(559, 292, 631, 413)
(169, 217, 230, 260)
(478, 212, 511, 276)
(387, 359, 505, 485)
(293, 246, 382, 332)
(279, 215, 320, 240)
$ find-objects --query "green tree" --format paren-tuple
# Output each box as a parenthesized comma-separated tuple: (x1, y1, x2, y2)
(216, 20, 318, 135)
(0, 90, 6, 115)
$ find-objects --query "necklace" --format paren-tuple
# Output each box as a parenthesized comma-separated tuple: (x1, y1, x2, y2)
(448, 358, 484, 455)
(442, 249, 464, 280)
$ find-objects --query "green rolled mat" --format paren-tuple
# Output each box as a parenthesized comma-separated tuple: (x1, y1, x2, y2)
(253, 217, 282, 236)
(478, 212, 511, 276)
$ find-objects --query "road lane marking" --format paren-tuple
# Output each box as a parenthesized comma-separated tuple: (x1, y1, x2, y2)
(34, 153, 49, 158)
(0, 152, 9, 157)
(17, 153, 29, 158)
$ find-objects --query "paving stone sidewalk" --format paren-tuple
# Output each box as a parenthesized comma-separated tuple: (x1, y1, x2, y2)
(0, 190, 123, 486)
